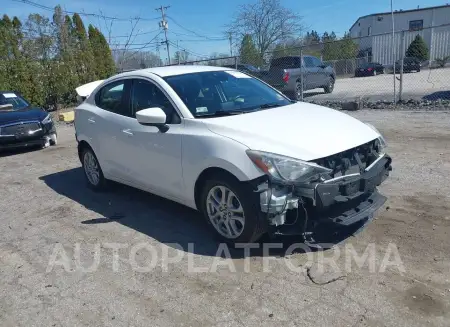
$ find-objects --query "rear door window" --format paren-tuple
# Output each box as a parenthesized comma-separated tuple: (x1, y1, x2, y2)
(95, 80, 131, 116)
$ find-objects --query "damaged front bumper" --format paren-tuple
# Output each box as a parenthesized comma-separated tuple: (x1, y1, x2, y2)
(257, 153, 392, 239)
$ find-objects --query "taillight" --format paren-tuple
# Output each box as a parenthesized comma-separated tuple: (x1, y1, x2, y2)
(282, 72, 290, 83)
(367, 68, 373, 71)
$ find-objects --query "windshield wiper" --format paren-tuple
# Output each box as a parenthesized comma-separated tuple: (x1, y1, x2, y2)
(248, 102, 285, 111)
(196, 110, 246, 118)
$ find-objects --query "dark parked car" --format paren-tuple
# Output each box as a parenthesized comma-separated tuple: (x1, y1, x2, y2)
(0, 91, 57, 150)
(355, 62, 385, 77)
(395, 57, 421, 73)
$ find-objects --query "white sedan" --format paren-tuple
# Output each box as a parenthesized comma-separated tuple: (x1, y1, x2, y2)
(75, 66, 392, 244)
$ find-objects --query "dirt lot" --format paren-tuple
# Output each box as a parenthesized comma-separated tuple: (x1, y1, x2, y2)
(305, 68, 450, 102)
(0, 110, 449, 327)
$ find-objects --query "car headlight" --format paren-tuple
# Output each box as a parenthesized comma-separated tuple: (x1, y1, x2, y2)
(41, 114, 52, 124)
(365, 123, 387, 150)
(246, 150, 332, 183)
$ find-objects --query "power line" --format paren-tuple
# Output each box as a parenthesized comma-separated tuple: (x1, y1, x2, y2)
(12, 0, 160, 21)
(169, 30, 226, 40)
(109, 29, 161, 39)
(166, 16, 225, 40)
(169, 40, 208, 59)
(18, 26, 163, 47)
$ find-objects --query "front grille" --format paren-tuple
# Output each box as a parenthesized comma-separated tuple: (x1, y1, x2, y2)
(313, 140, 381, 178)
(0, 122, 41, 136)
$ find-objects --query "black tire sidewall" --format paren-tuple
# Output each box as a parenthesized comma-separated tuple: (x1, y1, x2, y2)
(324, 77, 334, 93)
(200, 175, 265, 244)
(295, 81, 302, 101)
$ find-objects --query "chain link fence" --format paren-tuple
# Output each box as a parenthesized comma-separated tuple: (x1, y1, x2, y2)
(159, 24, 450, 104)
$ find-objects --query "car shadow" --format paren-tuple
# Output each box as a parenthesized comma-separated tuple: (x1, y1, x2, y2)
(39, 167, 363, 258)
(0, 145, 42, 158)
(422, 91, 450, 101)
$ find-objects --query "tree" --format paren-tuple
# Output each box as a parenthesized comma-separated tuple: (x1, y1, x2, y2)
(96, 28, 116, 77)
(239, 34, 260, 66)
(72, 13, 96, 83)
(305, 30, 320, 44)
(229, 0, 303, 58)
(323, 32, 358, 61)
(113, 50, 161, 70)
(271, 38, 304, 58)
(406, 35, 429, 61)
(173, 50, 189, 64)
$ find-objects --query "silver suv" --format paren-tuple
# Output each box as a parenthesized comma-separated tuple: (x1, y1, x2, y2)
(263, 56, 336, 100)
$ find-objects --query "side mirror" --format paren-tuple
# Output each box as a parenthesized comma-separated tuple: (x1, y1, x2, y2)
(136, 107, 169, 132)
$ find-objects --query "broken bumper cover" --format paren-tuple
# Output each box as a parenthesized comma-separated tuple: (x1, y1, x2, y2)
(260, 154, 392, 236)
(0, 121, 56, 150)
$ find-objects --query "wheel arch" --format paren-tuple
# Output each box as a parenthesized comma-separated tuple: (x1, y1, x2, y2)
(77, 139, 93, 162)
(194, 167, 242, 211)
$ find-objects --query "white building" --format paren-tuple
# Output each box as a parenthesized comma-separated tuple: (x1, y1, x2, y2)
(349, 5, 450, 65)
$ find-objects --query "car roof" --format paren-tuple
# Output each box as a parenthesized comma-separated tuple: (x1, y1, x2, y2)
(117, 65, 232, 78)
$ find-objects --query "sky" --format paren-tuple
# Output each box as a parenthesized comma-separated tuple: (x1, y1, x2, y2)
(3, 0, 447, 62)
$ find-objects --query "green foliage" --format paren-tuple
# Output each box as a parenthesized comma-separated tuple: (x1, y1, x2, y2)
(0, 6, 116, 109)
(406, 35, 429, 61)
(72, 13, 96, 83)
(239, 34, 262, 66)
(323, 32, 358, 61)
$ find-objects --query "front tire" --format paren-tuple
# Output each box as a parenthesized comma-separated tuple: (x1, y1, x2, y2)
(200, 174, 266, 244)
(49, 133, 57, 146)
(81, 147, 107, 191)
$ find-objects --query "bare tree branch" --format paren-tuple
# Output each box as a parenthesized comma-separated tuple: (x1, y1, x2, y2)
(227, 0, 304, 57)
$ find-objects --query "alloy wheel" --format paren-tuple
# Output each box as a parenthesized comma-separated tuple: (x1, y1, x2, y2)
(83, 151, 100, 186)
(206, 185, 245, 239)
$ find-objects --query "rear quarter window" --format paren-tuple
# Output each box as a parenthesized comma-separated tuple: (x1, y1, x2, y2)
(270, 57, 301, 69)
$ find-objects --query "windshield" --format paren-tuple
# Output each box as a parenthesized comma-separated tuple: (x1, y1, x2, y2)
(164, 70, 291, 118)
(0, 93, 30, 110)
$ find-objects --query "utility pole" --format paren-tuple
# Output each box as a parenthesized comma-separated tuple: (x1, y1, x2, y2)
(228, 32, 233, 56)
(391, 0, 396, 104)
(156, 5, 171, 64)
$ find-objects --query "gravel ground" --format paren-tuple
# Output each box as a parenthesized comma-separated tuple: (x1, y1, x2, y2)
(0, 110, 449, 327)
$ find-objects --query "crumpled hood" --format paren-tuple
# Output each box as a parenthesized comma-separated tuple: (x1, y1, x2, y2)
(203, 102, 380, 161)
(0, 107, 47, 125)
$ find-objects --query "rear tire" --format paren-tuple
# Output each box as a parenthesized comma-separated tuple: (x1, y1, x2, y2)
(324, 76, 335, 94)
(295, 80, 303, 101)
(81, 147, 107, 191)
(200, 173, 266, 244)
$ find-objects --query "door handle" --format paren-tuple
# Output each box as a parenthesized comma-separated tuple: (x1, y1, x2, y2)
(88, 118, 96, 124)
(122, 129, 133, 136)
